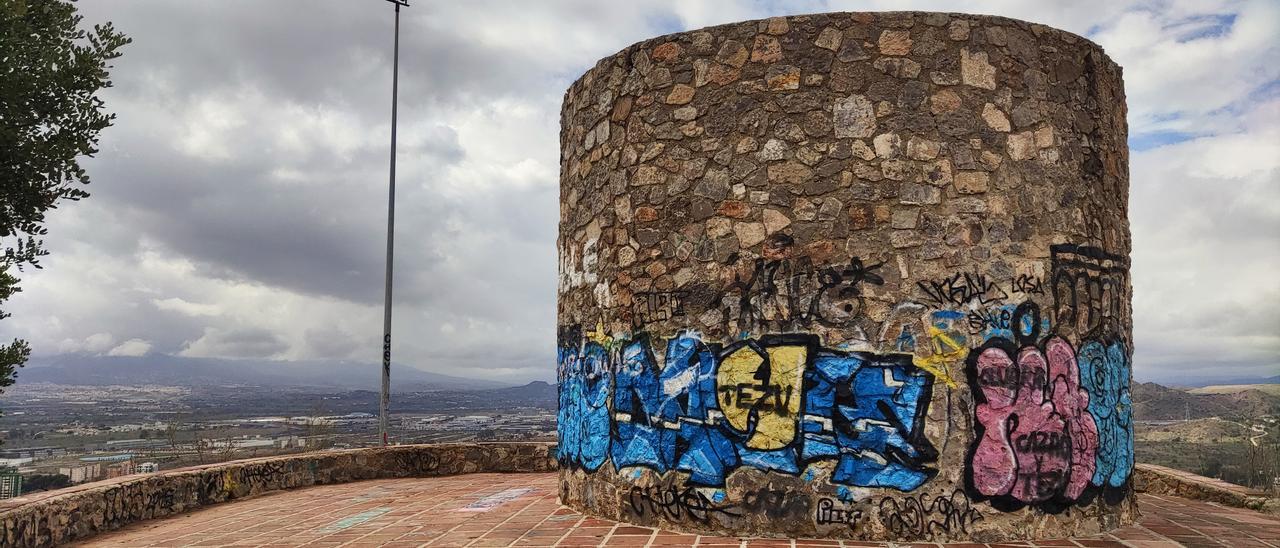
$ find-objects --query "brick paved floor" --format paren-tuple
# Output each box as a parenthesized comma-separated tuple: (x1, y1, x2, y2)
(77, 473, 1279, 548)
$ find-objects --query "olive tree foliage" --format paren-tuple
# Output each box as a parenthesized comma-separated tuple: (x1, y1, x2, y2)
(0, 0, 130, 404)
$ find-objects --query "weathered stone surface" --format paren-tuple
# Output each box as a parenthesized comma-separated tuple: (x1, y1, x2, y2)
(873, 132, 903, 159)
(907, 136, 941, 160)
(632, 165, 665, 186)
(1008, 130, 1037, 160)
(815, 26, 842, 51)
(961, 47, 997, 89)
(1036, 124, 1055, 147)
(762, 208, 792, 234)
(890, 229, 924, 248)
(763, 16, 789, 35)
(955, 171, 991, 194)
(837, 36, 870, 62)
(766, 65, 800, 90)
(733, 221, 767, 247)
(634, 206, 659, 222)
(833, 94, 875, 138)
(982, 102, 1012, 131)
(716, 200, 750, 218)
(924, 158, 954, 186)
(750, 34, 783, 63)
(1135, 463, 1279, 514)
(878, 30, 912, 55)
(559, 10, 1133, 544)
(891, 207, 920, 228)
(851, 139, 876, 160)
(756, 138, 789, 161)
(665, 84, 695, 105)
(716, 40, 749, 68)
(899, 181, 942, 204)
(767, 161, 812, 185)
(930, 89, 961, 114)
(881, 158, 912, 181)
(652, 41, 681, 63)
(873, 57, 922, 78)
(706, 217, 732, 238)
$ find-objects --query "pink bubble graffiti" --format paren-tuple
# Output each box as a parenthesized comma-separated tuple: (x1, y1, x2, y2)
(971, 336, 1098, 503)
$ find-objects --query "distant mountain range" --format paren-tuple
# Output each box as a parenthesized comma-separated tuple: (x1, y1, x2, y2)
(476, 380, 556, 401)
(1141, 374, 1280, 388)
(1133, 381, 1280, 421)
(19, 353, 514, 391)
(17, 354, 1277, 420)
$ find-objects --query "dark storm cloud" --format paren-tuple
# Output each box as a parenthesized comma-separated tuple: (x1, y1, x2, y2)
(183, 326, 291, 358)
(79, 1, 562, 116)
(82, 118, 463, 305)
(2, 0, 1274, 384)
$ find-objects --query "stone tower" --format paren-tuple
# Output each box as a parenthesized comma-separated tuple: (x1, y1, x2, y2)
(557, 11, 1132, 542)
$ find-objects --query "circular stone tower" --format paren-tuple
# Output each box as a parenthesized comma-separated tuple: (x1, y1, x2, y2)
(557, 11, 1132, 542)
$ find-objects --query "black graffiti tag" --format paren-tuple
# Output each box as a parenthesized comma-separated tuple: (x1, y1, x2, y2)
(632, 290, 689, 326)
(1049, 244, 1129, 340)
(966, 308, 1012, 334)
(1011, 274, 1045, 295)
(917, 272, 1008, 308)
(725, 256, 884, 330)
(627, 485, 742, 524)
(815, 497, 863, 528)
(878, 490, 983, 540)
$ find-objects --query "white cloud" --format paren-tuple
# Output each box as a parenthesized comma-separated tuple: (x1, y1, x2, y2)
(107, 339, 153, 357)
(152, 298, 221, 317)
(1130, 97, 1280, 381)
(56, 333, 117, 354)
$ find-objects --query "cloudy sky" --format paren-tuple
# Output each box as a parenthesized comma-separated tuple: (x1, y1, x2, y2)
(4, 0, 1277, 385)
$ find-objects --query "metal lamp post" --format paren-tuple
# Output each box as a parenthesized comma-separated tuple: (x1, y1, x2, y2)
(380, 0, 408, 447)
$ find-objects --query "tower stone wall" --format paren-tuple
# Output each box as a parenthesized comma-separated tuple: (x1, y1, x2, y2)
(557, 11, 1132, 542)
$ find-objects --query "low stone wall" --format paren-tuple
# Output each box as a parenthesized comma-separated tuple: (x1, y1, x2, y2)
(1134, 463, 1278, 515)
(3, 445, 1271, 548)
(0, 442, 556, 548)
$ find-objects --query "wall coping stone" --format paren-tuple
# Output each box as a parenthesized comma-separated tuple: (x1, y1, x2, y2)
(1134, 463, 1278, 514)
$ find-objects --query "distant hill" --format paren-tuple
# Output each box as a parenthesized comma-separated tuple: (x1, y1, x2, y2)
(18, 353, 513, 391)
(397, 380, 558, 411)
(1190, 384, 1280, 396)
(479, 380, 556, 401)
(1149, 374, 1280, 388)
(1135, 417, 1253, 443)
(1133, 381, 1280, 421)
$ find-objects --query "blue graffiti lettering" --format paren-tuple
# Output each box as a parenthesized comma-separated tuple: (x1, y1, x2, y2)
(556, 328, 937, 491)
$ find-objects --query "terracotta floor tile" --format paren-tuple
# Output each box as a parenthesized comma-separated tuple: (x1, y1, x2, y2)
(70, 473, 1279, 548)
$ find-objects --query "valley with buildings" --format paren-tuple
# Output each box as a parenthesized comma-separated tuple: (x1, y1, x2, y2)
(0, 376, 1274, 500)
(0, 381, 557, 498)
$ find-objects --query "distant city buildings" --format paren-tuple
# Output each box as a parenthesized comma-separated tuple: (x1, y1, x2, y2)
(59, 463, 102, 483)
(0, 386, 557, 498)
(0, 472, 21, 499)
(105, 461, 135, 479)
(0, 446, 66, 460)
(104, 438, 167, 450)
